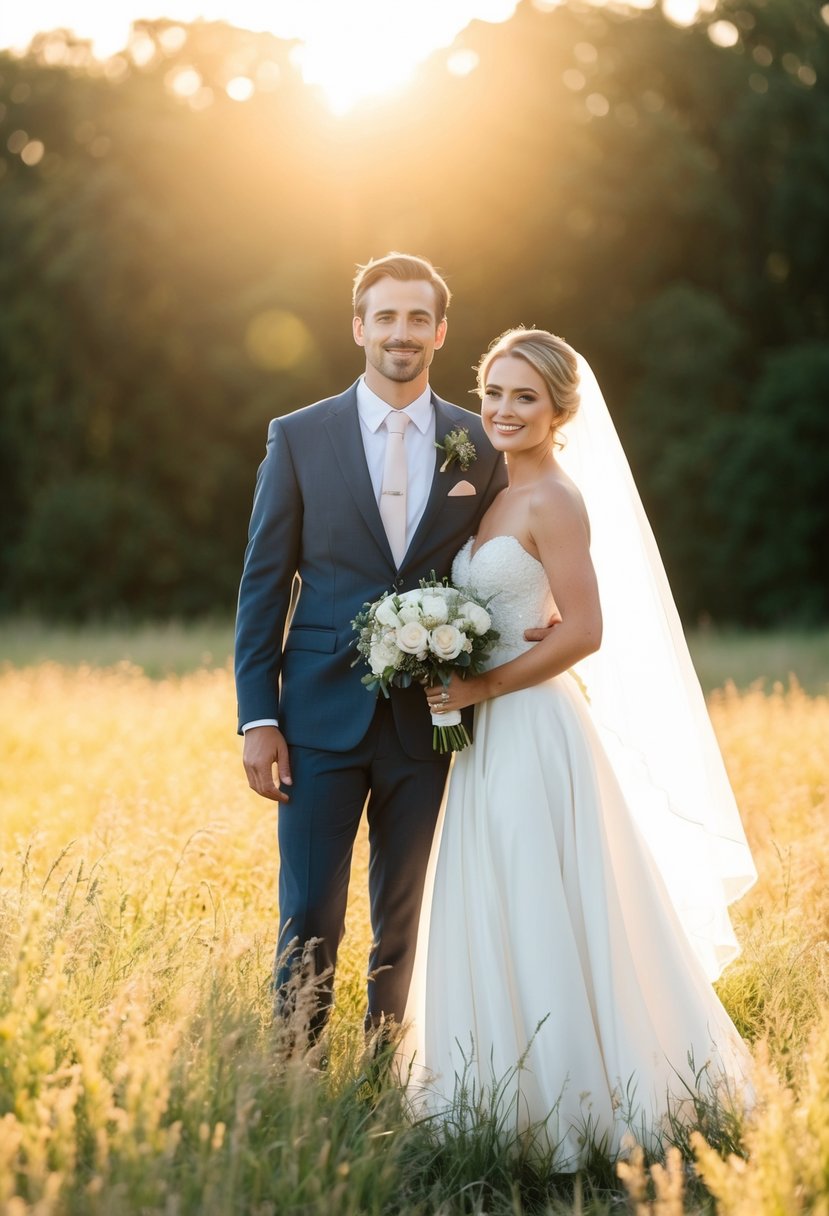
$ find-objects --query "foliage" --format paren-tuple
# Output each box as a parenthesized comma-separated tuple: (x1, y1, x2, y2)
(0, 0, 826, 621)
(714, 344, 829, 623)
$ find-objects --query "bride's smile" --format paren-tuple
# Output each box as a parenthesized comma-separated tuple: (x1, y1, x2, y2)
(481, 354, 558, 455)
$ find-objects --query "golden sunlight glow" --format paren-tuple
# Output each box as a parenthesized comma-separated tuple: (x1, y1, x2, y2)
(663, 0, 717, 25)
(284, 0, 517, 115)
(128, 30, 157, 66)
(708, 20, 740, 48)
(661, 0, 699, 27)
(20, 139, 45, 165)
(2, 0, 722, 115)
(447, 49, 480, 77)
(1, 1, 518, 114)
(245, 309, 316, 371)
(226, 75, 255, 101)
(165, 65, 201, 98)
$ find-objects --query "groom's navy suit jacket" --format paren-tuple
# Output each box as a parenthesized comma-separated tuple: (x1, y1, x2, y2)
(235, 381, 507, 761)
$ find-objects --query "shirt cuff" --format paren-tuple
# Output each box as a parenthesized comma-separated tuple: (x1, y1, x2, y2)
(242, 718, 279, 732)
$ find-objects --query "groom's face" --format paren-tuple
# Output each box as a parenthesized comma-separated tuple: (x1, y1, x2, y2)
(353, 277, 447, 387)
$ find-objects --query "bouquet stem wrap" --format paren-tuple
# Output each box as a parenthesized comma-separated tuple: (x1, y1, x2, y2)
(428, 708, 468, 754)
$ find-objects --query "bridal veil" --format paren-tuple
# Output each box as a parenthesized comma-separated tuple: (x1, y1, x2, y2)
(559, 356, 756, 980)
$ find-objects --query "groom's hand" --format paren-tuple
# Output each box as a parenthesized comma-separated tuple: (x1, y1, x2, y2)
(523, 610, 562, 643)
(243, 725, 293, 803)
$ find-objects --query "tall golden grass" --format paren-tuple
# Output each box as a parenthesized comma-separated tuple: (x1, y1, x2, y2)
(1, 662, 828, 1213)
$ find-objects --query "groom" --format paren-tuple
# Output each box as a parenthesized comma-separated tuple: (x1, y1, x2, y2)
(235, 252, 507, 1034)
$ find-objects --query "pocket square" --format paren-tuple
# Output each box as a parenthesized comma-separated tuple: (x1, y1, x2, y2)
(448, 480, 476, 497)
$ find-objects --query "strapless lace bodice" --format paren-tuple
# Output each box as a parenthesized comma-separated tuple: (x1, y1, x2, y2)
(452, 535, 554, 666)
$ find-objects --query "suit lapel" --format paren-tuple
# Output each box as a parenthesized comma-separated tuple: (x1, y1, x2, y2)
(405, 396, 466, 564)
(324, 384, 395, 564)
(324, 386, 475, 572)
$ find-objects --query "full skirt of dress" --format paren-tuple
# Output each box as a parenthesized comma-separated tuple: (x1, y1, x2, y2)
(400, 670, 751, 1166)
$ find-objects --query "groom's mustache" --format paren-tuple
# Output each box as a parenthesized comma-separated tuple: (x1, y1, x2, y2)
(384, 343, 423, 352)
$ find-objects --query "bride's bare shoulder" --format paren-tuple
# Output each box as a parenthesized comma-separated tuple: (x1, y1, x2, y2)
(529, 466, 590, 537)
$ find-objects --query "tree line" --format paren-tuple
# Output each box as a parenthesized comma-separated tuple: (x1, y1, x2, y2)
(0, 0, 826, 624)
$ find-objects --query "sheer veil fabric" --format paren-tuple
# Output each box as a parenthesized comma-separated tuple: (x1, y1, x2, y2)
(558, 356, 756, 980)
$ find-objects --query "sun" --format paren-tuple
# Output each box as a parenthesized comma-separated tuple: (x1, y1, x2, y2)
(291, 35, 420, 118)
(258, 0, 520, 116)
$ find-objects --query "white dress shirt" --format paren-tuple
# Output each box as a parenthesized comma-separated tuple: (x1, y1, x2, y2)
(242, 377, 437, 733)
(355, 376, 436, 551)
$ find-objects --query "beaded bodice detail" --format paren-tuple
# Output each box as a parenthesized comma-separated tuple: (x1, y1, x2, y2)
(452, 536, 554, 668)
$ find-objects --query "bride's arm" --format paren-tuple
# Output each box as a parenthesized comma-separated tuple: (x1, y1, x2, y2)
(434, 479, 602, 712)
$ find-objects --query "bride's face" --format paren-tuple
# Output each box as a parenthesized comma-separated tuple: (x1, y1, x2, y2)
(481, 356, 555, 453)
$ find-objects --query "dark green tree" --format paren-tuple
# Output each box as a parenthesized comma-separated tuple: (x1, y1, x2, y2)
(0, 1, 826, 621)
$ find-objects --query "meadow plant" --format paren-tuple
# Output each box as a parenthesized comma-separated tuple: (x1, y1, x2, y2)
(693, 1017, 829, 1214)
(0, 663, 827, 1213)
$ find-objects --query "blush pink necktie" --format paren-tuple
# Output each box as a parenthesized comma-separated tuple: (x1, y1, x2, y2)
(380, 411, 411, 567)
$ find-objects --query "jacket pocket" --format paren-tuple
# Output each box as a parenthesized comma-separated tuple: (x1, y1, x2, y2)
(284, 627, 338, 654)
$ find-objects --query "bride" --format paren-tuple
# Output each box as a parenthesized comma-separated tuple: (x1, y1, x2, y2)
(402, 328, 756, 1164)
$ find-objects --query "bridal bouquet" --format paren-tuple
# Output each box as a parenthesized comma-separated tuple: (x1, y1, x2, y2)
(351, 575, 499, 753)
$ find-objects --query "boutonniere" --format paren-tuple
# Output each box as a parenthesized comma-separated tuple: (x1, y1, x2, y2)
(436, 427, 477, 473)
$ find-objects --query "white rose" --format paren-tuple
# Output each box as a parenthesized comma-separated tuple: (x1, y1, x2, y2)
(398, 600, 424, 624)
(369, 637, 400, 675)
(375, 597, 402, 628)
(420, 594, 449, 626)
(460, 601, 492, 636)
(396, 621, 429, 656)
(429, 623, 464, 661)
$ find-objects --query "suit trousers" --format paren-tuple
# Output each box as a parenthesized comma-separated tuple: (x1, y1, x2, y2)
(275, 695, 451, 1036)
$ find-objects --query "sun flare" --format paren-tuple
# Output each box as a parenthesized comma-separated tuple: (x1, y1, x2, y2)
(284, 0, 517, 115)
(1, 1, 715, 114)
(0, 0, 520, 115)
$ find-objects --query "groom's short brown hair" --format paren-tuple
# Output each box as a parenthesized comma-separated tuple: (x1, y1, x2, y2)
(352, 253, 451, 322)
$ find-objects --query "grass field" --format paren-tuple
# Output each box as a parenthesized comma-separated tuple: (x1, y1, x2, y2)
(1, 627, 828, 1213)
(3, 617, 829, 693)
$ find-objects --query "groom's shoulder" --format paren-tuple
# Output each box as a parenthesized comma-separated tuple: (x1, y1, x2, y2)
(266, 382, 358, 441)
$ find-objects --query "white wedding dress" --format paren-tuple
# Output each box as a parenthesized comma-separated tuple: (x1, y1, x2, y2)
(400, 534, 752, 1165)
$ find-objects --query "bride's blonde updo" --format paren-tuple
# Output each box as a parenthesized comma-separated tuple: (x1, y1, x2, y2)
(476, 328, 581, 435)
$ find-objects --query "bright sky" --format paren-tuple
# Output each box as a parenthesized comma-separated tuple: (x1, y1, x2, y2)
(0, 1, 519, 112)
(0, 1, 711, 113)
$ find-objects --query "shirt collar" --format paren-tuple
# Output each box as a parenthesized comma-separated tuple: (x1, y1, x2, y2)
(356, 376, 434, 435)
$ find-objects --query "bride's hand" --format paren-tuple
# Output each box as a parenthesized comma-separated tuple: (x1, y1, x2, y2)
(424, 672, 484, 715)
